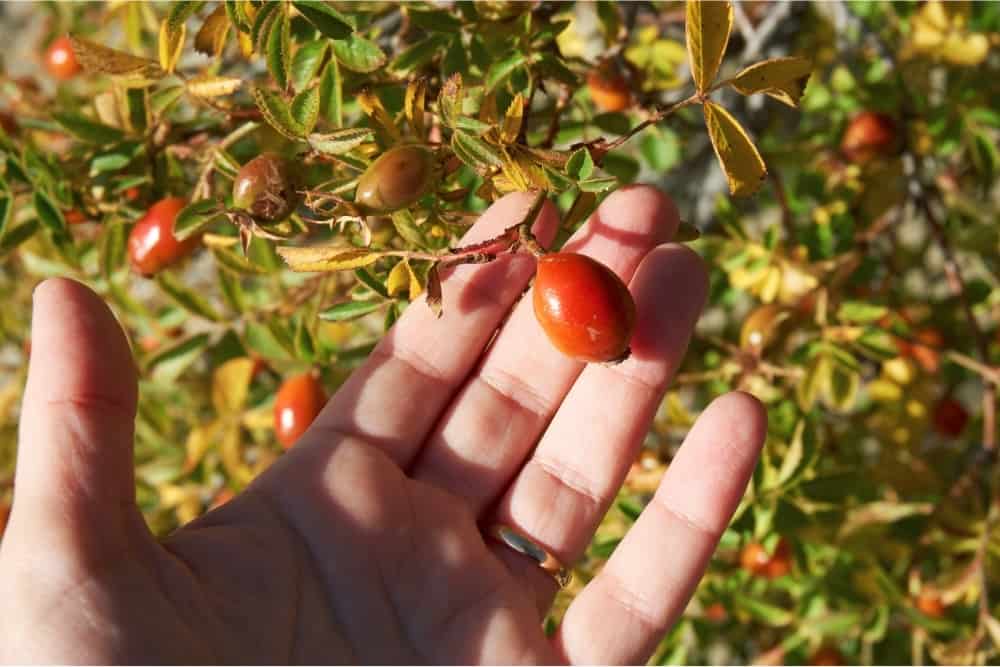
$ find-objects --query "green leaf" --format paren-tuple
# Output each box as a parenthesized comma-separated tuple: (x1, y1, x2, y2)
(441, 35, 468, 78)
(733, 592, 794, 626)
(319, 58, 343, 126)
(332, 33, 386, 73)
(294, 316, 317, 361)
(0, 220, 39, 258)
(212, 246, 267, 275)
(290, 86, 321, 134)
(224, 0, 251, 32)
(53, 112, 124, 145)
(640, 128, 681, 172)
(146, 333, 211, 384)
(577, 175, 618, 192)
(308, 128, 373, 156)
(156, 272, 223, 321)
(253, 87, 306, 139)
(355, 267, 389, 298)
(319, 299, 384, 321)
(565, 147, 594, 180)
(266, 8, 291, 90)
(485, 51, 527, 92)
(837, 300, 888, 324)
(90, 152, 134, 176)
(291, 40, 328, 92)
(0, 196, 11, 238)
(251, 1, 280, 51)
(150, 85, 186, 115)
(407, 8, 462, 32)
(167, 1, 204, 31)
(390, 210, 427, 249)
(292, 0, 353, 40)
(244, 320, 294, 360)
(174, 199, 226, 241)
(390, 34, 449, 74)
(100, 221, 128, 279)
(33, 191, 68, 237)
(593, 112, 632, 136)
(451, 131, 502, 170)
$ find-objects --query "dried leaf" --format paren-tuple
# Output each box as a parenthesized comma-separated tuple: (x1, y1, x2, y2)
(685, 0, 733, 93)
(425, 263, 443, 317)
(703, 101, 766, 197)
(194, 5, 231, 57)
(186, 74, 242, 98)
(69, 35, 165, 82)
(276, 245, 385, 272)
(731, 56, 813, 107)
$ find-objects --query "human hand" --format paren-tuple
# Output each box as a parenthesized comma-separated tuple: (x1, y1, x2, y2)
(0, 186, 766, 664)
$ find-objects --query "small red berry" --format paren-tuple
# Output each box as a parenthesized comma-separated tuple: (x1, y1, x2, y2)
(739, 541, 770, 576)
(915, 591, 946, 618)
(127, 197, 198, 277)
(44, 35, 81, 81)
(64, 209, 88, 225)
(587, 62, 632, 113)
(933, 398, 968, 438)
(274, 372, 327, 449)
(533, 253, 636, 363)
(841, 111, 898, 164)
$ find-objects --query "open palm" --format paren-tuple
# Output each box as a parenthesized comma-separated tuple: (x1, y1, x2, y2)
(0, 186, 766, 664)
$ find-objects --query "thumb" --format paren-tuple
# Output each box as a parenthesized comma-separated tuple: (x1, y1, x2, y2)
(13, 278, 139, 538)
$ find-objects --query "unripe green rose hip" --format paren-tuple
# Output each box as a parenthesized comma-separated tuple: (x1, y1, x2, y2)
(355, 145, 437, 214)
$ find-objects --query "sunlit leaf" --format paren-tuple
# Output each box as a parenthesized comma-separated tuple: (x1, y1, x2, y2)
(212, 357, 255, 414)
(308, 128, 373, 156)
(499, 93, 524, 145)
(156, 272, 223, 321)
(703, 101, 767, 197)
(158, 19, 186, 74)
(146, 333, 210, 383)
(318, 299, 384, 321)
(685, 0, 733, 93)
(731, 56, 813, 108)
(291, 40, 328, 92)
(252, 87, 306, 139)
(451, 131, 502, 171)
(290, 86, 320, 134)
(186, 74, 243, 98)
(293, 0, 353, 40)
(332, 33, 386, 73)
(277, 244, 385, 272)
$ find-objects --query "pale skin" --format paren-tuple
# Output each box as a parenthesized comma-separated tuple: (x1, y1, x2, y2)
(0, 186, 766, 664)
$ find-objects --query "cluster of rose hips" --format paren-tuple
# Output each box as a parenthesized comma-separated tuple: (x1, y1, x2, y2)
(113, 137, 636, 448)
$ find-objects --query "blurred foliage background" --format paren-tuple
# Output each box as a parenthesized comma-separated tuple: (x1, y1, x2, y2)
(1, 1, 1000, 664)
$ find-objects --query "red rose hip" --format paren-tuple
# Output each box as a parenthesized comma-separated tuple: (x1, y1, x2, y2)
(274, 372, 327, 449)
(128, 197, 198, 276)
(841, 111, 898, 164)
(533, 252, 636, 363)
(45, 35, 81, 81)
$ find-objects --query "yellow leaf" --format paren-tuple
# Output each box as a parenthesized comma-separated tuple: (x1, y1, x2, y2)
(405, 260, 423, 300)
(158, 19, 186, 74)
(184, 419, 222, 471)
(703, 101, 766, 197)
(238, 31, 254, 58)
(685, 0, 733, 93)
(907, 0, 990, 66)
(500, 93, 524, 145)
(69, 34, 164, 83)
(186, 74, 243, 98)
(404, 78, 427, 139)
(358, 89, 401, 142)
(277, 245, 385, 272)
(731, 56, 813, 107)
(211, 357, 255, 415)
(219, 423, 253, 486)
(194, 5, 231, 57)
(386, 259, 410, 297)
